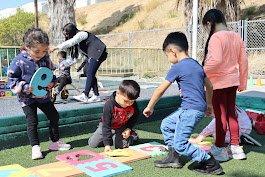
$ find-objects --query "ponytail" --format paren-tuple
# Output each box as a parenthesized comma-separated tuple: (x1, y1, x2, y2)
(202, 23, 215, 66)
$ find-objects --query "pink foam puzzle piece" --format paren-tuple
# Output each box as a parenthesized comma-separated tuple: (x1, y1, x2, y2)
(28, 162, 83, 177)
(56, 150, 105, 165)
(0, 164, 36, 177)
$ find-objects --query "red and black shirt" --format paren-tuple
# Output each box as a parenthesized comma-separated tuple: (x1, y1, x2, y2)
(101, 91, 139, 146)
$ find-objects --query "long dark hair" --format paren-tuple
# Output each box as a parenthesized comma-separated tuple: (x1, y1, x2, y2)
(62, 23, 79, 59)
(202, 9, 227, 66)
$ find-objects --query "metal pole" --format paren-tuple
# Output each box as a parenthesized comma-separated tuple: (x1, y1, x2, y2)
(34, 0, 39, 28)
(192, 0, 198, 59)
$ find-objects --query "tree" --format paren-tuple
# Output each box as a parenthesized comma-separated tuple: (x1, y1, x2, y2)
(47, 0, 76, 45)
(0, 9, 35, 46)
(176, 0, 243, 25)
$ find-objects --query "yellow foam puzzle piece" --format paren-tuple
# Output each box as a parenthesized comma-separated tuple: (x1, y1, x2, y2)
(104, 149, 133, 157)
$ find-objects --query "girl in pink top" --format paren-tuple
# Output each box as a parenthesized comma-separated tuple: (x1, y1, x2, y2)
(202, 9, 248, 161)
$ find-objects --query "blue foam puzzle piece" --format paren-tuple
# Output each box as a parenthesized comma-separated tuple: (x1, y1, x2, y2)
(76, 158, 132, 177)
(29, 67, 53, 97)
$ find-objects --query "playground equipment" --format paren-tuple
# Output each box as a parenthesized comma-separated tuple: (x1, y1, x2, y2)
(0, 79, 15, 98)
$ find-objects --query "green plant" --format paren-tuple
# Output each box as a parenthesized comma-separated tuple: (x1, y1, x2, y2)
(0, 9, 35, 46)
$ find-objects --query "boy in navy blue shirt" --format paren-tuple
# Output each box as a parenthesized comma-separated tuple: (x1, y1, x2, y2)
(143, 32, 223, 175)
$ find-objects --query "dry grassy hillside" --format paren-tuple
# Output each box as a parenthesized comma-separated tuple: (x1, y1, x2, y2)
(39, 0, 264, 34)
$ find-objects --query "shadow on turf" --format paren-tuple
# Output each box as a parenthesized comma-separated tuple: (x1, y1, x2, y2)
(68, 138, 165, 149)
(68, 138, 89, 148)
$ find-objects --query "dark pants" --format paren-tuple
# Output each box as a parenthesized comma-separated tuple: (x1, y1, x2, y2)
(84, 52, 107, 96)
(88, 122, 135, 149)
(22, 101, 60, 146)
(57, 76, 72, 93)
(212, 86, 239, 147)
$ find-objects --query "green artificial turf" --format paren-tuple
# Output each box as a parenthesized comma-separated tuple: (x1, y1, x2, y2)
(0, 119, 264, 177)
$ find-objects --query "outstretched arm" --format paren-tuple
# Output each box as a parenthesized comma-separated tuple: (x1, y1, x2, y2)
(50, 32, 88, 52)
(204, 77, 213, 117)
(143, 80, 171, 117)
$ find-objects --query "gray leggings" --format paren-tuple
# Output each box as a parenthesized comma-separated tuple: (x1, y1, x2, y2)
(88, 122, 135, 149)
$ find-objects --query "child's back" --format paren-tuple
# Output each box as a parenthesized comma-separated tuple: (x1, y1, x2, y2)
(204, 31, 248, 90)
(167, 58, 206, 112)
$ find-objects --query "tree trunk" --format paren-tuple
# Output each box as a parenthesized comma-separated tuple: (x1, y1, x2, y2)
(176, 0, 243, 25)
(47, 0, 76, 45)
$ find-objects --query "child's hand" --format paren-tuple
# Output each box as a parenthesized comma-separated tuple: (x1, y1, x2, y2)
(49, 46, 57, 53)
(47, 82, 55, 90)
(104, 145, 112, 152)
(26, 86, 33, 94)
(189, 135, 205, 144)
(237, 87, 246, 92)
(122, 128, 131, 139)
(143, 107, 154, 118)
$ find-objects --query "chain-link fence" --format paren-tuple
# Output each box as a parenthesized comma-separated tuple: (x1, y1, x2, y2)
(0, 19, 264, 80)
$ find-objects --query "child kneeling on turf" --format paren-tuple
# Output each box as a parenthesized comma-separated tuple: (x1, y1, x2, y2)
(190, 106, 252, 144)
(88, 80, 140, 152)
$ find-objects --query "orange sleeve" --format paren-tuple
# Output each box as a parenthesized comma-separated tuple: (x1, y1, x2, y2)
(238, 40, 248, 90)
(204, 35, 223, 75)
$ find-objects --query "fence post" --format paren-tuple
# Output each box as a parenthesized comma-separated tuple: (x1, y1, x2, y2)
(243, 20, 248, 47)
(128, 32, 133, 74)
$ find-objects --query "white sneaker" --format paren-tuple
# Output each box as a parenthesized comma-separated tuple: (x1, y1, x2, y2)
(73, 93, 88, 102)
(210, 145, 230, 162)
(49, 140, 71, 151)
(230, 145, 246, 160)
(87, 95, 100, 102)
(32, 145, 43, 160)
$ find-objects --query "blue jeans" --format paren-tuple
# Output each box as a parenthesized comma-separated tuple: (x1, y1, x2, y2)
(161, 108, 210, 162)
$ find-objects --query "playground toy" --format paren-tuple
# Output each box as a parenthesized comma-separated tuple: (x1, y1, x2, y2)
(0, 80, 15, 98)
(29, 67, 53, 97)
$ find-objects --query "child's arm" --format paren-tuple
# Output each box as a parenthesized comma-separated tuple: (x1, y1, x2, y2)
(123, 102, 139, 139)
(76, 59, 87, 72)
(51, 32, 88, 52)
(8, 57, 31, 94)
(200, 119, 215, 137)
(204, 77, 213, 116)
(102, 101, 114, 152)
(238, 40, 248, 92)
(143, 80, 171, 117)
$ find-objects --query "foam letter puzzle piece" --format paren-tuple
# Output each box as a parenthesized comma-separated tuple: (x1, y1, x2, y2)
(0, 164, 36, 177)
(76, 158, 132, 177)
(56, 150, 104, 165)
(101, 148, 150, 163)
(129, 142, 168, 157)
(29, 67, 53, 97)
(28, 162, 83, 177)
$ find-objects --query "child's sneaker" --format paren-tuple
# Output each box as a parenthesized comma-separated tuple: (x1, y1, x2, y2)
(49, 140, 71, 151)
(73, 93, 88, 102)
(230, 145, 246, 160)
(87, 95, 100, 102)
(193, 155, 224, 175)
(32, 145, 43, 160)
(210, 145, 230, 162)
(154, 147, 183, 168)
